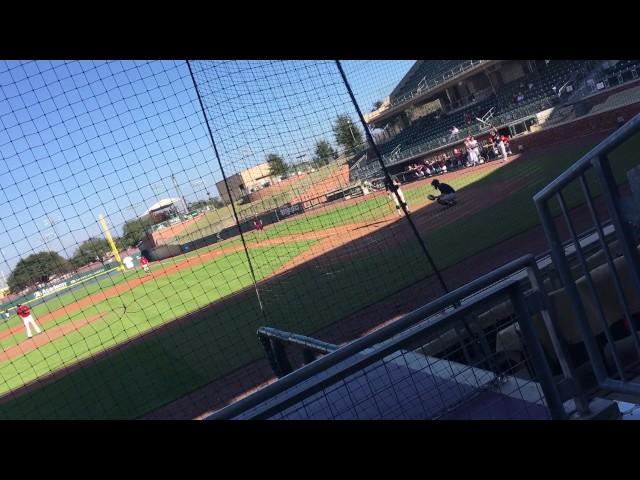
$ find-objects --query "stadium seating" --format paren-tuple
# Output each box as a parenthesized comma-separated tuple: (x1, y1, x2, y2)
(494, 242, 640, 377)
(391, 60, 472, 103)
(603, 60, 640, 86)
(605, 60, 640, 76)
(373, 60, 591, 164)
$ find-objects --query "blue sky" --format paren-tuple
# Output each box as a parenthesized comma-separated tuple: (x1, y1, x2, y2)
(0, 60, 413, 277)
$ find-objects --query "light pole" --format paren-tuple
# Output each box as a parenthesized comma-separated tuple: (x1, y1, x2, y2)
(151, 183, 164, 203)
(38, 232, 56, 251)
(45, 214, 62, 251)
(171, 174, 189, 215)
(191, 179, 210, 196)
(347, 119, 357, 145)
(191, 179, 212, 211)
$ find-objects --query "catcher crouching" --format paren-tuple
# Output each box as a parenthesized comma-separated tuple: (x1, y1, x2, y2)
(429, 179, 457, 207)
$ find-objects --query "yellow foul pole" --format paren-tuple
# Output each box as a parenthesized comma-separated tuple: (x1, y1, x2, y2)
(98, 214, 125, 271)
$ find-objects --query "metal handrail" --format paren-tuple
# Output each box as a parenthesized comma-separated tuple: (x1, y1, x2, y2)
(258, 326, 338, 355)
(534, 112, 640, 398)
(221, 279, 564, 420)
(535, 113, 640, 202)
(257, 326, 339, 378)
(207, 254, 568, 420)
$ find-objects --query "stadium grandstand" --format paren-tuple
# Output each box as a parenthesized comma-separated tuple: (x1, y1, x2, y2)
(351, 60, 640, 181)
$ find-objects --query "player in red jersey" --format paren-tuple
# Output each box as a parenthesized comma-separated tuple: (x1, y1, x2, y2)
(16, 303, 43, 339)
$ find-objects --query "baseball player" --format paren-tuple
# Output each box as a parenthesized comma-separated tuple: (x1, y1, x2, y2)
(491, 128, 509, 161)
(497, 134, 509, 161)
(465, 136, 481, 166)
(428, 179, 457, 207)
(253, 217, 264, 231)
(16, 303, 42, 339)
(140, 255, 150, 275)
(386, 176, 409, 217)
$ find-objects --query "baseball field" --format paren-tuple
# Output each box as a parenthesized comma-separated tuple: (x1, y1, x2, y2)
(1, 129, 638, 419)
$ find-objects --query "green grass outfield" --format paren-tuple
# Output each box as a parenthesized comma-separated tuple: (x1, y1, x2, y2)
(0, 241, 315, 412)
(1, 133, 638, 419)
(0, 236, 249, 334)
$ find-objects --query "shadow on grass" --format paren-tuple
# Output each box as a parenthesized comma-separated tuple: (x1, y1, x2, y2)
(1, 130, 638, 419)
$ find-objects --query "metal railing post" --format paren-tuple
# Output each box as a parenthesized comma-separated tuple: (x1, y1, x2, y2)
(509, 284, 567, 420)
(535, 200, 611, 384)
(525, 264, 592, 415)
(258, 331, 280, 378)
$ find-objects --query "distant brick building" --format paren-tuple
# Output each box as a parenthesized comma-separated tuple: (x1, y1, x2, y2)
(216, 162, 276, 204)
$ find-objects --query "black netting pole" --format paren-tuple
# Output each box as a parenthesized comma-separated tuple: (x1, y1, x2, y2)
(335, 60, 450, 295)
(185, 60, 267, 318)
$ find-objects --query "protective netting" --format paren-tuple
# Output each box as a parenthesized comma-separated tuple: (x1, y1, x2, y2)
(0, 59, 639, 419)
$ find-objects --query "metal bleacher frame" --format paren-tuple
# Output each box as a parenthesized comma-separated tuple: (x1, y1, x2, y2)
(535, 112, 640, 399)
(208, 254, 583, 420)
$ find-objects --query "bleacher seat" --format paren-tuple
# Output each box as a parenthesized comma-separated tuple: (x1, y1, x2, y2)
(606, 60, 640, 76)
(495, 243, 640, 375)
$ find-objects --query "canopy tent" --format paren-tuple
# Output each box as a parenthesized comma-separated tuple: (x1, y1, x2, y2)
(146, 198, 180, 214)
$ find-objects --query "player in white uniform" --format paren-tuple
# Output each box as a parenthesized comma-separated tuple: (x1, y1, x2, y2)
(386, 176, 409, 217)
(465, 136, 481, 166)
(496, 135, 508, 161)
(491, 129, 509, 162)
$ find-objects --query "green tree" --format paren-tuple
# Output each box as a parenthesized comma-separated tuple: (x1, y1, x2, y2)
(267, 153, 288, 177)
(211, 196, 225, 209)
(70, 238, 112, 268)
(120, 218, 154, 248)
(188, 200, 209, 211)
(189, 197, 224, 210)
(313, 140, 337, 166)
(7, 251, 71, 293)
(333, 114, 363, 153)
(372, 100, 383, 110)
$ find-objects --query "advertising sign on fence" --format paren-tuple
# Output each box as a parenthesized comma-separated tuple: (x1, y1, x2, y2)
(277, 202, 304, 219)
(1, 262, 121, 314)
